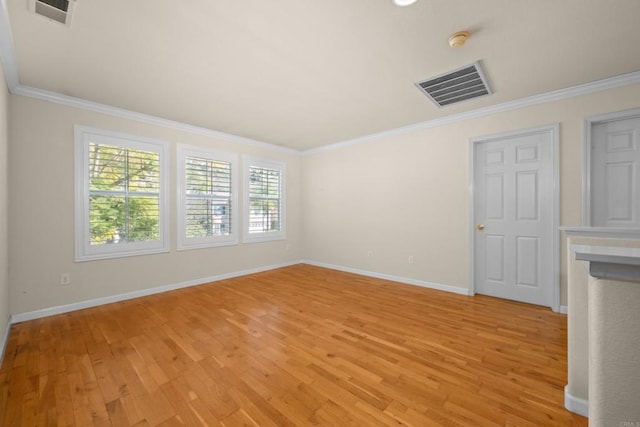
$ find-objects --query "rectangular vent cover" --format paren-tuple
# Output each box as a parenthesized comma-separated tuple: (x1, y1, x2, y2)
(29, 0, 75, 26)
(415, 62, 491, 107)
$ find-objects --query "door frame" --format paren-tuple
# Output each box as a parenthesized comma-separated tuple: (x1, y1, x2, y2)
(468, 124, 560, 312)
(582, 107, 640, 226)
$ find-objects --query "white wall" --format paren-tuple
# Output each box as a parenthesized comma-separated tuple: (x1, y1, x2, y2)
(0, 59, 9, 349)
(8, 95, 303, 315)
(6, 79, 640, 318)
(302, 83, 640, 305)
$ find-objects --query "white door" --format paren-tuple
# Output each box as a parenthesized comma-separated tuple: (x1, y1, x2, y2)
(591, 116, 640, 227)
(472, 126, 557, 308)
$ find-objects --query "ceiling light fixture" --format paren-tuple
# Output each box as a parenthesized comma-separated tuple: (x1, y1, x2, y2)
(393, 0, 417, 6)
(448, 31, 470, 48)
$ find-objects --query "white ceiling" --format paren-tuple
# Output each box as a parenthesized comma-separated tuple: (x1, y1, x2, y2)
(6, 0, 640, 151)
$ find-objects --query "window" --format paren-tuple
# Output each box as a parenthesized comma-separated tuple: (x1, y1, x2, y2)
(75, 126, 169, 261)
(177, 145, 238, 249)
(243, 157, 285, 243)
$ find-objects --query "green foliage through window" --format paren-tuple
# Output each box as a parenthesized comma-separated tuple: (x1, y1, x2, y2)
(89, 143, 160, 245)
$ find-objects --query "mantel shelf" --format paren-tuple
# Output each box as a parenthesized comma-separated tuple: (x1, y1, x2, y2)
(572, 245, 640, 282)
(561, 226, 640, 239)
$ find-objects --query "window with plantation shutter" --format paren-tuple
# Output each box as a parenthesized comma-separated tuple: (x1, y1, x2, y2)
(75, 126, 169, 261)
(243, 157, 285, 243)
(177, 146, 238, 250)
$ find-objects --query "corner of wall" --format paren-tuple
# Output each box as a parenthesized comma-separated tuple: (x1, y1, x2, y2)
(0, 314, 10, 364)
(0, 55, 10, 367)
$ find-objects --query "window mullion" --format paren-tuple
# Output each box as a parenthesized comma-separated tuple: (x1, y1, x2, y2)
(124, 149, 130, 242)
(207, 160, 213, 235)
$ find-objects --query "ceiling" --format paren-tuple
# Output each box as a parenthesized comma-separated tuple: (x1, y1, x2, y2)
(5, 0, 640, 151)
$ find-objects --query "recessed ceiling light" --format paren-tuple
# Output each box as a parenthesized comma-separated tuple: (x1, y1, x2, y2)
(394, 0, 417, 6)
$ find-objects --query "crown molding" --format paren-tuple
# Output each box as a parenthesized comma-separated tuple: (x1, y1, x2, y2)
(0, 0, 18, 90)
(11, 70, 640, 156)
(12, 85, 299, 154)
(304, 70, 640, 155)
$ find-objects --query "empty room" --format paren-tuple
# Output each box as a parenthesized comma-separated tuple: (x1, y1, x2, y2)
(1, 0, 639, 425)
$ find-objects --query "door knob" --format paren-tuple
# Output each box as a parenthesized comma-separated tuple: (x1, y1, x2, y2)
(476, 224, 485, 231)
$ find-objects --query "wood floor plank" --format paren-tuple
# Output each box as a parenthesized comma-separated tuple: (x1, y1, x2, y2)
(0, 264, 587, 426)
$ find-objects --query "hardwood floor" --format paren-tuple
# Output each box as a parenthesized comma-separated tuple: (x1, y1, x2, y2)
(0, 264, 587, 426)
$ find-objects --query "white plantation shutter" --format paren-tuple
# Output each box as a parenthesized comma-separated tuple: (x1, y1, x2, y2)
(178, 146, 238, 249)
(75, 126, 169, 261)
(243, 157, 286, 243)
(185, 157, 232, 237)
(248, 166, 281, 233)
(88, 143, 161, 244)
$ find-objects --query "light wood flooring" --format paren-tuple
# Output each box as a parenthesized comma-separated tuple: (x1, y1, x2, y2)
(0, 264, 588, 426)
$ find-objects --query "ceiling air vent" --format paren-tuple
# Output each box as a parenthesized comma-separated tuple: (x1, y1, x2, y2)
(29, 0, 76, 26)
(415, 62, 491, 107)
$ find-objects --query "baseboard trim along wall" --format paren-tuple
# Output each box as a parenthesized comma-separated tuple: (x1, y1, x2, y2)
(2, 260, 568, 364)
(301, 260, 472, 296)
(10, 261, 300, 324)
(564, 385, 589, 418)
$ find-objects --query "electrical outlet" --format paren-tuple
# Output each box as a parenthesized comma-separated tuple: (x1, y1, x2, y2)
(408, 256, 414, 264)
(60, 273, 70, 286)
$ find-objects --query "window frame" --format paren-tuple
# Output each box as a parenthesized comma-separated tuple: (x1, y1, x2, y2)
(177, 145, 239, 250)
(74, 126, 169, 262)
(243, 156, 286, 243)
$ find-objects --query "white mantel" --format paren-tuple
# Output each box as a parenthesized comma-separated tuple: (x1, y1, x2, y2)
(562, 226, 640, 239)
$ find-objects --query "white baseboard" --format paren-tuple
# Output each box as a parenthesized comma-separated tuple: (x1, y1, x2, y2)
(10, 261, 301, 324)
(560, 305, 568, 314)
(301, 260, 471, 296)
(7, 260, 565, 324)
(564, 385, 589, 417)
